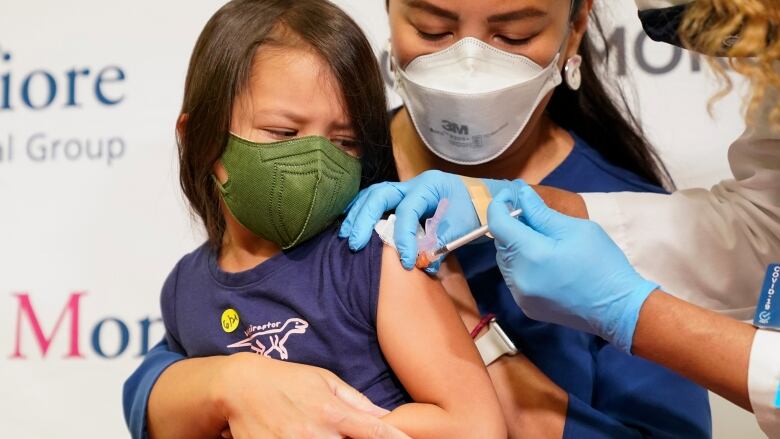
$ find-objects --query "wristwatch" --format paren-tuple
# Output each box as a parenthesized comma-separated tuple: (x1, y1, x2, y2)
(475, 318, 518, 366)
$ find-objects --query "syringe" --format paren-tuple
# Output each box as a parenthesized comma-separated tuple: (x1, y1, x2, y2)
(415, 209, 523, 268)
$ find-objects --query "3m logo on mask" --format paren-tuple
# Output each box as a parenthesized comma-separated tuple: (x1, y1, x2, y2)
(442, 120, 469, 136)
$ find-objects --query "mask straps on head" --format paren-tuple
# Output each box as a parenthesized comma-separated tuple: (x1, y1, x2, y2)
(386, 39, 402, 91)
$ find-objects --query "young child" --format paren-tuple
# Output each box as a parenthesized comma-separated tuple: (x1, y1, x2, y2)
(161, 0, 505, 437)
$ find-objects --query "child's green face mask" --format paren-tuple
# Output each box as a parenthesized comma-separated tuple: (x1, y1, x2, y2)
(215, 133, 362, 249)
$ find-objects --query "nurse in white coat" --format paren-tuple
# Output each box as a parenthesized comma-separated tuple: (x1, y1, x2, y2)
(339, 0, 780, 436)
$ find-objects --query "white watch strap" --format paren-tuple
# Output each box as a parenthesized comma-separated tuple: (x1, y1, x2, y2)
(475, 320, 518, 366)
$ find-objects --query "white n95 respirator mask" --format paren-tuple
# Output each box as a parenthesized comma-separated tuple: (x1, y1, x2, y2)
(393, 37, 563, 165)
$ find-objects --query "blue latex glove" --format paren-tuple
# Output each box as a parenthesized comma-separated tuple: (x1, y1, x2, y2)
(487, 180, 659, 353)
(339, 170, 512, 270)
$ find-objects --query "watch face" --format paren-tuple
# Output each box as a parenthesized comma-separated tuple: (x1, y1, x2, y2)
(475, 321, 519, 366)
(491, 321, 518, 354)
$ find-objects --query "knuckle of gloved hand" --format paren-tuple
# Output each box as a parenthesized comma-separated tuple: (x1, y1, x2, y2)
(423, 169, 444, 179)
(537, 208, 556, 227)
(580, 220, 602, 234)
(505, 242, 526, 260)
(377, 182, 396, 197)
(520, 184, 543, 208)
(517, 182, 535, 199)
(364, 196, 384, 217)
(523, 246, 550, 265)
(409, 202, 427, 218)
(362, 183, 379, 196)
(381, 180, 400, 194)
(388, 181, 405, 197)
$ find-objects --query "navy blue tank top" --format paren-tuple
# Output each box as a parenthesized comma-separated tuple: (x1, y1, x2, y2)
(160, 226, 410, 410)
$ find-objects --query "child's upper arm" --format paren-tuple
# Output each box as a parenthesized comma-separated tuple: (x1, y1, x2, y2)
(376, 245, 504, 435)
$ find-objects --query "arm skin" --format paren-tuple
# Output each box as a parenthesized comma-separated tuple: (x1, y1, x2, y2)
(437, 257, 569, 439)
(633, 290, 757, 411)
(147, 352, 408, 439)
(533, 185, 589, 219)
(377, 245, 507, 439)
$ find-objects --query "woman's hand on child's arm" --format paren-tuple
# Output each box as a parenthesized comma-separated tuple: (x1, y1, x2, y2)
(377, 246, 507, 438)
(437, 258, 569, 439)
(148, 353, 408, 439)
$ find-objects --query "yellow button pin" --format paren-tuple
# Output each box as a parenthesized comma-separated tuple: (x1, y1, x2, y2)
(221, 308, 240, 333)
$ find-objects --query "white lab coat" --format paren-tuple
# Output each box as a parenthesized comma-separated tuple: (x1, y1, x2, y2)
(582, 1, 780, 436)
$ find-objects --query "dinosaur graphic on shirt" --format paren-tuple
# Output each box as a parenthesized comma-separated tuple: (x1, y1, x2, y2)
(227, 317, 309, 360)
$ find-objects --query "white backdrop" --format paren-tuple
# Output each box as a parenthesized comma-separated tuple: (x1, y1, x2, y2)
(0, 1, 764, 438)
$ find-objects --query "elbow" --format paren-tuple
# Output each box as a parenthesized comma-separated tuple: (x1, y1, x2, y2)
(453, 406, 507, 439)
(465, 419, 506, 439)
(480, 420, 508, 439)
(484, 410, 508, 439)
(454, 384, 507, 438)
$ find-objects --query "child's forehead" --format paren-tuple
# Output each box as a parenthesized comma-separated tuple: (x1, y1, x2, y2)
(235, 45, 351, 126)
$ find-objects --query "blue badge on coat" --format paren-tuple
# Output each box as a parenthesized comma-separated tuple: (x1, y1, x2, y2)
(775, 384, 780, 408)
(754, 264, 780, 330)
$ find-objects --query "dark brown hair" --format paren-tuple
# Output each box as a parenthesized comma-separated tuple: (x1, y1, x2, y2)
(178, 0, 396, 248)
(548, 0, 674, 189)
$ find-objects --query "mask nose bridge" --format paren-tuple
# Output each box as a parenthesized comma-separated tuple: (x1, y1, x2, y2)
(454, 38, 483, 73)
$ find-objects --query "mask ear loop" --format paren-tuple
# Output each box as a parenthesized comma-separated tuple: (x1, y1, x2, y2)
(385, 39, 401, 91)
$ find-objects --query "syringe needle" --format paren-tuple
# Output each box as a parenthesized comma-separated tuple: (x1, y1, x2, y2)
(416, 209, 522, 268)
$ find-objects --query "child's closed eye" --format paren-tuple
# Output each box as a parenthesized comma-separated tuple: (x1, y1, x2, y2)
(259, 128, 360, 157)
(263, 128, 298, 140)
(332, 137, 362, 157)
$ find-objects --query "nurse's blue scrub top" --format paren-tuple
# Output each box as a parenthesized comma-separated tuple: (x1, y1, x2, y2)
(123, 133, 712, 439)
(457, 132, 711, 438)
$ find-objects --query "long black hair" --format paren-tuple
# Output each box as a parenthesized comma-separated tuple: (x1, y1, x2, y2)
(548, 0, 674, 189)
